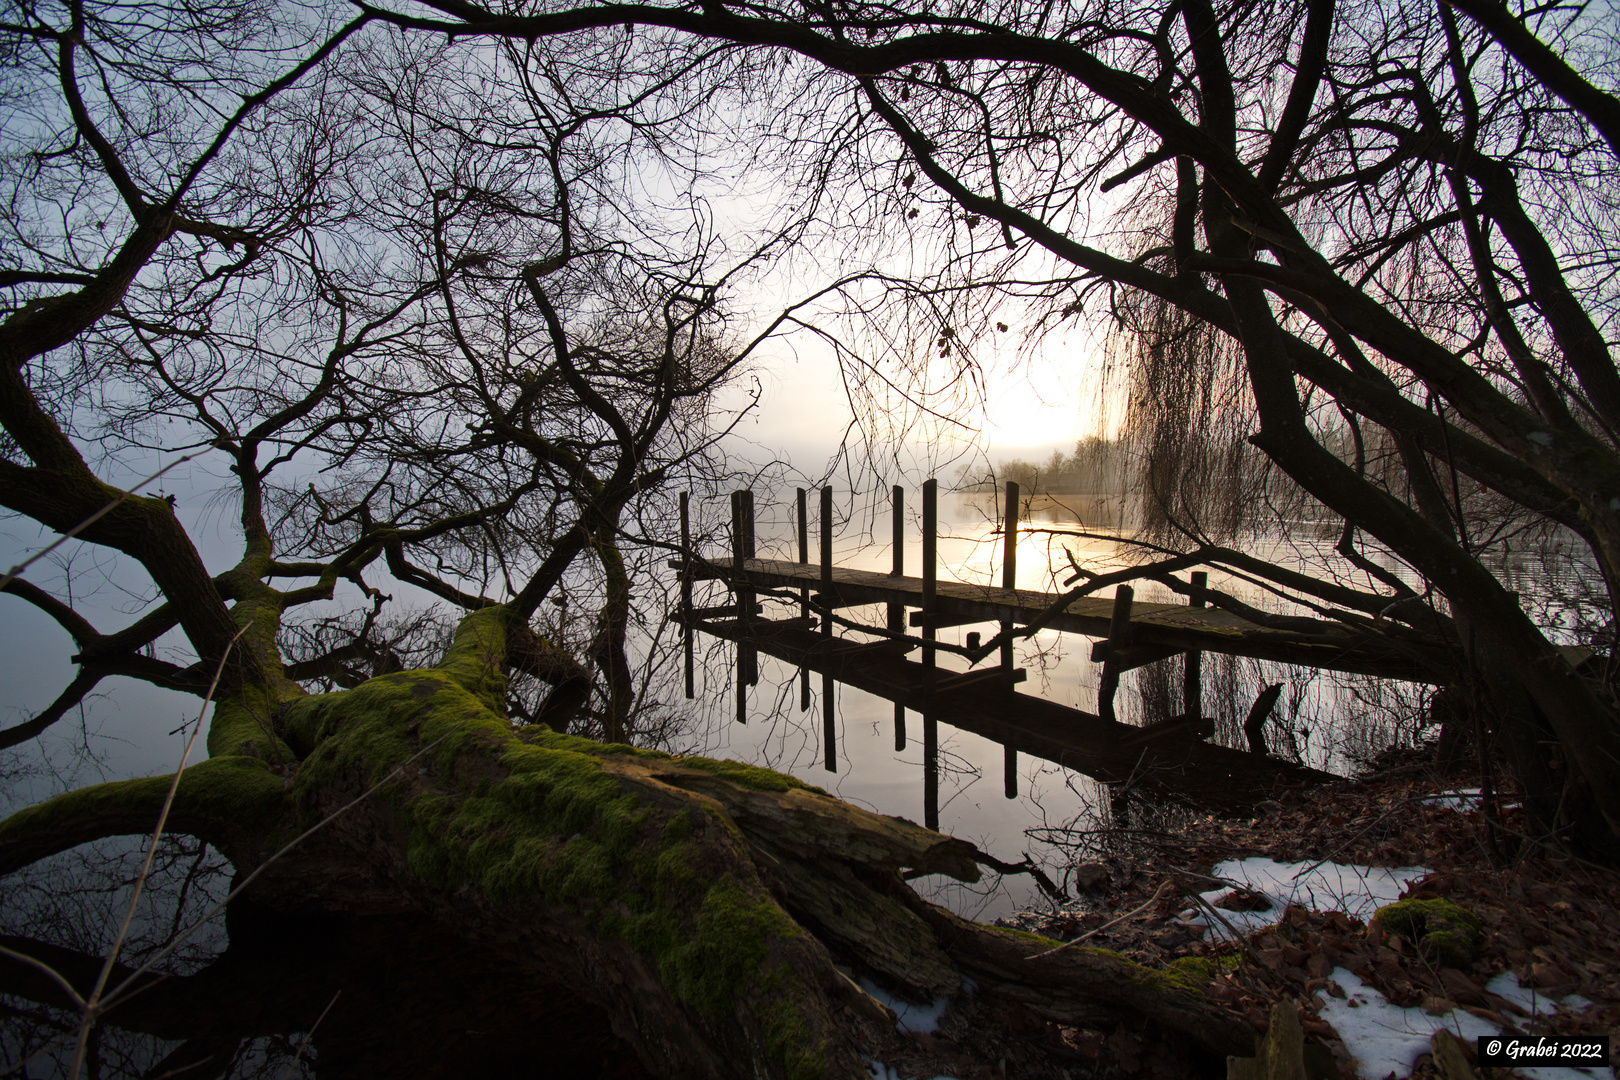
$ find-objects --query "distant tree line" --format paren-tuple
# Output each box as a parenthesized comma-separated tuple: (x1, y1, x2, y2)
(963, 436, 1132, 495)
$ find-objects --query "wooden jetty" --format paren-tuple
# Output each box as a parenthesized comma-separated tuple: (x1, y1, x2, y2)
(688, 555, 1452, 684)
(673, 479, 1450, 823)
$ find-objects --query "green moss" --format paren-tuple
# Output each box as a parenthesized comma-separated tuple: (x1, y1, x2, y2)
(432, 605, 512, 715)
(0, 755, 286, 862)
(1374, 897, 1481, 936)
(411, 736, 819, 1071)
(994, 925, 1065, 949)
(588, 741, 673, 760)
(516, 725, 672, 761)
(208, 687, 296, 762)
(1007, 933, 1233, 998)
(1374, 898, 1482, 968)
(1419, 929, 1478, 968)
(283, 671, 503, 793)
(1161, 954, 1236, 990)
(229, 588, 292, 675)
(404, 737, 645, 899)
(654, 878, 802, 1012)
(678, 756, 826, 794)
(758, 967, 826, 1080)
(271, 604, 822, 1077)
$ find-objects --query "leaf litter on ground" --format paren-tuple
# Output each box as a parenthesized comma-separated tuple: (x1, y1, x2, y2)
(990, 746, 1620, 1079)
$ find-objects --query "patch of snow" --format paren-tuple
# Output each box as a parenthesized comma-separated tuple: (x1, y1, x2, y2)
(859, 978, 950, 1035)
(1319, 968, 1614, 1080)
(1420, 789, 1481, 812)
(1180, 857, 1430, 939)
(1319, 967, 1498, 1080)
(1417, 788, 1520, 812)
(1485, 970, 1595, 1017)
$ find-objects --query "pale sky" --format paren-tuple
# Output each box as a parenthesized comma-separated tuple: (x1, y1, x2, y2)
(721, 313, 1112, 475)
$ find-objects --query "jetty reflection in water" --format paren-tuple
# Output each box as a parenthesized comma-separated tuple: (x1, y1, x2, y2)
(677, 489, 1400, 920)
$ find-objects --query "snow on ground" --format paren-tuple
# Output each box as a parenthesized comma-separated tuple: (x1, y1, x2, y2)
(1417, 789, 1523, 812)
(869, 835, 1610, 1080)
(1319, 968, 1613, 1080)
(1180, 857, 1431, 939)
(1419, 789, 1482, 812)
(1486, 970, 1595, 1015)
(1172, 854, 1612, 1080)
(860, 979, 964, 1080)
(859, 978, 951, 1035)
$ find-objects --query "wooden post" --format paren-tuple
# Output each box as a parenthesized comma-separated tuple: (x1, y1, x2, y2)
(744, 489, 756, 687)
(891, 484, 904, 577)
(891, 484, 906, 751)
(732, 490, 757, 689)
(823, 668, 837, 772)
(730, 489, 745, 590)
(798, 487, 811, 711)
(741, 489, 756, 565)
(798, 487, 810, 566)
(820, 486, 834, 638)
(732, 490, 757, 725)
(924, 713, 939, 831)
(922, 478, 937, 681)
(680, 492, 693, 700)
(729, 491, 743, 723)
(888, 484, 904, 626)
(922, 478, 938, 829)
(1001, 480, 1019, 669)
(815, 487, 836, 753)
(1002, 480, 1019, 797)
(1244, 682, 1285, 756)
(1183, 570, 1206, 720)
(1098, 584, 1134, 724)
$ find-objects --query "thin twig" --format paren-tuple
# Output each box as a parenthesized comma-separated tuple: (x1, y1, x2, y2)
(0, 944, 86, 1009)
(1026, 880, 1172, 959)
(276, 990, 341, 1080)
(68, 622, 248, 1078)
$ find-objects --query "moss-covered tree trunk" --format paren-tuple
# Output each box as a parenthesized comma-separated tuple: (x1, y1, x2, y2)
(0, 606, 1251, 1078)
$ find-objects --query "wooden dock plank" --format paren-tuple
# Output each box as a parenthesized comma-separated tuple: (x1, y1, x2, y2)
(683, 557, 1449, 683)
